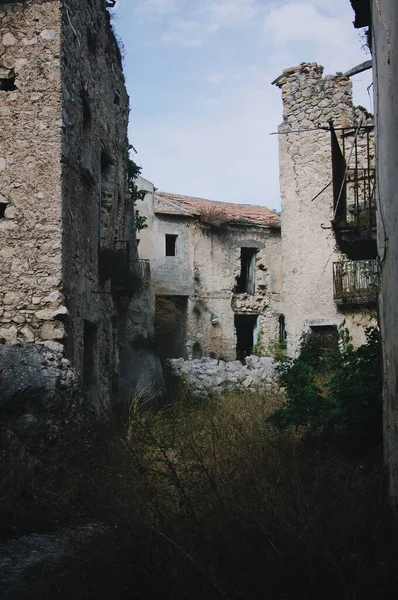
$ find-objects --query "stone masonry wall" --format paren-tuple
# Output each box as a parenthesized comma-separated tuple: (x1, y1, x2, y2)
(60, 0, 131, 411)
(0, 1, 64, 343)
(187, 222, 282, 361)
(170, 356, 278, 397)
(274, 62, 375, 355)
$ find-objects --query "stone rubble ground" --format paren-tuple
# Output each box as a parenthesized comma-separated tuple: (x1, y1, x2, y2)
(169, 356, 279, 396)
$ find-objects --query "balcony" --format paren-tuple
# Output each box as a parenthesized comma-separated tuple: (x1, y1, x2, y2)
(330, 124, 377, 259)
(333, 260, 379, 306)
(139, 259, 151, 279)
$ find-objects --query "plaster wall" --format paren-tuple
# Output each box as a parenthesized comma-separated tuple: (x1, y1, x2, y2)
(138, 186, 282, 361)
(275, 63, 375, 355)
(188, 223, 282, 361)
(371, 0, 398, 505)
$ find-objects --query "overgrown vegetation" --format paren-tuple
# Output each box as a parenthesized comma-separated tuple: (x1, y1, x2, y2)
(2, 379, 396, 600)
(128, 147, 148, 232)
(269, 326, 382, 442)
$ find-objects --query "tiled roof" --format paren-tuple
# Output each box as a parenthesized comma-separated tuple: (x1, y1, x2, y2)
(154, 192, 280, 229)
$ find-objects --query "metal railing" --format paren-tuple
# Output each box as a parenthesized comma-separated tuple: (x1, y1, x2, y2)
(333, 259, 379, 305)
(331, 125, 376, 232)
(139, 259, 151, 279)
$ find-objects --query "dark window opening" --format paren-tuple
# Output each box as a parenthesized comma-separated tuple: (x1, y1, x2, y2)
(0, 203, 7, 219)
(236, 247, 256, 294)
(279, 314, 287, 347)
(83, 320, 98, 389)
(100, 150, 115, 247)
(165, 234, 177, 256)
(0, 76, 16, 92)
(235, 314, 258, 360)
(155, 295, 188, 359)
(304, 325, 339, 362)
(87, 27, 97, 54)
(81, 91, 92, 134)
(114, 92, 121, 106)
(192, 342, 203, 359)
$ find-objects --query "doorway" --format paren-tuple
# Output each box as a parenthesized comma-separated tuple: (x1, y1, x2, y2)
(235, 314, 259, 360)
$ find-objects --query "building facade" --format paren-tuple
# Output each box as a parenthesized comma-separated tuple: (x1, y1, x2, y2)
(273, 62, 378, 356)
(349, 0, 398, 507)
(137, 180, 283, 362)
(0, 0, 156, 415)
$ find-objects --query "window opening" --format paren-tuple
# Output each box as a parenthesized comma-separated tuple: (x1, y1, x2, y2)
(83, 320, 98, 389)
(236, 247, 256, 294)
(192, 342, 203, 359)
(0, 203, 7, 219)
(235, 314, 258, 360)
(99, 150, 114, 247)
(165, 234, 177, 256)
(306, 325, 339, 360)
(0, 75, 16, 92)
(279, 315, 287, 347)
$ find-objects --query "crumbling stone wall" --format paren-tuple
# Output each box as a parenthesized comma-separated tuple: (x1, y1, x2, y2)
(0, 0, 64, 343)
(274, 63, 375, 355)
(0, 1, 157, 421)
(169, 356, 278, 397)
(188, 223, 282, 361)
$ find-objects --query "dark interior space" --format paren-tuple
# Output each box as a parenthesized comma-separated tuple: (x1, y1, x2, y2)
(236, 247, 256, 294)
(165, 234, 177, 256)
(83, 320, 98, 389)
(155, 295, 188, 359)
(235, 313, 258, 360)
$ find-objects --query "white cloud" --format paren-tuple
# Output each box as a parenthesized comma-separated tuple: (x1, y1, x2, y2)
(263, 2, 368, 74)
(130, 76, 282, 208)
(160, 19, 219, 46)
(135, 0, 181, 15)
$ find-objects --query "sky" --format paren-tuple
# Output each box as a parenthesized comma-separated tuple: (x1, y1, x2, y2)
(110, 0, 372, 210)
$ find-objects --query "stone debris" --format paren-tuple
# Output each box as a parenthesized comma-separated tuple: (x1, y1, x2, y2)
(169, 356, 278, 396)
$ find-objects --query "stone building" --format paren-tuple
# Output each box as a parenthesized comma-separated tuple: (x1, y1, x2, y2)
(0, 0, 158, 420)
(272, 62, 378, 356)
(349, 0, 398, 507)
(137, 178, 282, 362)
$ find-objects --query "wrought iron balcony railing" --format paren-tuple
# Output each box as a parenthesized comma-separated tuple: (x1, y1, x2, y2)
(333, 259, 379, 306)
(330, 123, 377, 259)
(139, 259, 151, 279)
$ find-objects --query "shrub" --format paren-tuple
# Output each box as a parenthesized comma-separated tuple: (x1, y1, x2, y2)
(269, 326, 382, 441)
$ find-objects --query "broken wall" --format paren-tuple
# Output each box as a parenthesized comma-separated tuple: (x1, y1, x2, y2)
(188, 222, 282, 361)
(274, 62, 376, 355)
(60, 0, 131, 411)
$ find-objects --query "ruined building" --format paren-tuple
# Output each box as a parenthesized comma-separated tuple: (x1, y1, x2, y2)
(0, 0, 159, 431)
(348, 0, 398, 507)
(137, 179, 283, 362)
(272, 62, 378, 356)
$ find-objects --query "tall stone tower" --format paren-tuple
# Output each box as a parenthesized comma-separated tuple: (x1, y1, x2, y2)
(273, 63, 375, 355)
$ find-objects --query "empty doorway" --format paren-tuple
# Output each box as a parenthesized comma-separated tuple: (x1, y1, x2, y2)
(235, 314, 259, 360)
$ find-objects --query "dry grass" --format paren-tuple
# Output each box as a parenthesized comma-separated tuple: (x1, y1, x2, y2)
(2, 390, 397, 599)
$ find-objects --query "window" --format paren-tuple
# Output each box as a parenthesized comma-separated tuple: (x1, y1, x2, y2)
(83, 320, 98, 389)
(0, 202, 7, 219)
(279, 315, 287, 347)
(236, 247, 257, 294)
(165, 234, 177, 256)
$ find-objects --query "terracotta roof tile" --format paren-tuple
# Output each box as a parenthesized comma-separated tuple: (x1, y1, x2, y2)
(154, 192, 280, 229)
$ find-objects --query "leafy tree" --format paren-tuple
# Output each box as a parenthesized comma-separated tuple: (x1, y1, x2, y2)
(127, 149, 148, 232)
(269, 326, 382, 441)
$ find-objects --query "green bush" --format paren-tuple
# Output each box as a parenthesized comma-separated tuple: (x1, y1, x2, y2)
(269, 327, 382, 440)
